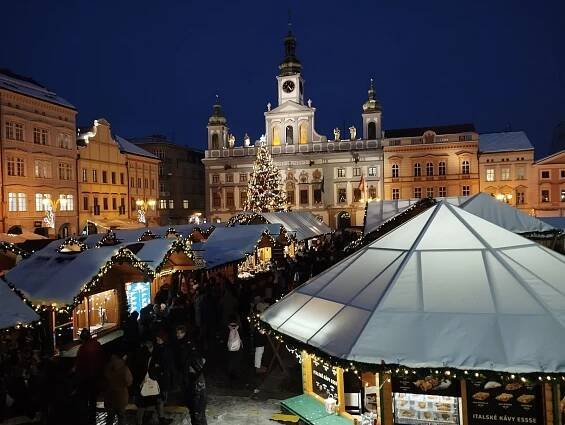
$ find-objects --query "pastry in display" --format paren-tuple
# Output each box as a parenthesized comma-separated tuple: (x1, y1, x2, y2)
(505, 383, 523, 391)
(517, 394, 535, 404)
(484, 381, 502, 389)
(436, 403, 451, 412)
(418, 401, 427, 408)
(400, 410, 415, 418)
(472, 392, 490, 401)
(422, 411, 433, 419)
(496, 393, 514, 402)
(441, 413, 453, 421)
(399, 399, 409, 407)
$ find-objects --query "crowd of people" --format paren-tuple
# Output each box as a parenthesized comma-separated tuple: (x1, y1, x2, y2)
(0, 230, 359, 425)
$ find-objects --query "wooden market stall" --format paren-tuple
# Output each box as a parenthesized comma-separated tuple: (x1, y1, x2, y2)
(259, 201, 565, 425)
(4, 235, 153, 348)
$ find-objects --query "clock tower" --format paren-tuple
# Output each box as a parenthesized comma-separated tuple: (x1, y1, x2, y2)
(277, 28, 304, 106)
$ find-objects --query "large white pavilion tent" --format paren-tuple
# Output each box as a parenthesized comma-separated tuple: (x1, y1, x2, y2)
(262, 201, 565, 374)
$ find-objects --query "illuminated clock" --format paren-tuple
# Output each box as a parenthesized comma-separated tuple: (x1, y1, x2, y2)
(282, 80, 295, 93)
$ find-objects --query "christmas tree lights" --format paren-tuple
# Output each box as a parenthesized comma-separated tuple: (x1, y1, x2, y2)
(244, 140, 287, 213)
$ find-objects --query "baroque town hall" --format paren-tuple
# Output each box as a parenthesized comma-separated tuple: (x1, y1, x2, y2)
(203, 30, 492, 229)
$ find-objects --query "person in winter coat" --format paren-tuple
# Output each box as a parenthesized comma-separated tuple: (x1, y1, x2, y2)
(75, 329, 105, 425)
(225, 315, 243, 382)
(153, 330, 174, 424)
(131, 340, 172, 425)
(103, 347, 133, 425)
(174, 325, 207, 425)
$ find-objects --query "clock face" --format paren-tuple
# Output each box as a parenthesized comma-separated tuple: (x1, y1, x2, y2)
(283, 80, 295, 93)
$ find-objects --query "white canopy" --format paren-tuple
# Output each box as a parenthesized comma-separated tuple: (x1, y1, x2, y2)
(0, 280, 39, 329)
(259, 212, 332, 241)
(364, 194, 558, 236)
(262, 201, 565, 373)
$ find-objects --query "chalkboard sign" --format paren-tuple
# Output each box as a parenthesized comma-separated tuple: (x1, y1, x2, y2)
(466, 379, 542, 425)
(311, 357, 338, 402)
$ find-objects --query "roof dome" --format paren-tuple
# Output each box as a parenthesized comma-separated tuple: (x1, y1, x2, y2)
(362, 78, 381, 113)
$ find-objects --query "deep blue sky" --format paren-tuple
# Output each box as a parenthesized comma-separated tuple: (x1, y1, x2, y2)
(2, 0, 564, 157)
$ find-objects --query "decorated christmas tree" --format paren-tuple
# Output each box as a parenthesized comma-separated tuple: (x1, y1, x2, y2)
(244, 137, 287, 212)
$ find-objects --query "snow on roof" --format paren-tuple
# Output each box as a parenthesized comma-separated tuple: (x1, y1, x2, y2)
(202, 225, 274, 269)
(0, 280, 39, 329)
(479, 131, 534, 153)
(539, 217, 565, 231)
(5, 245, 128, 305)
(0, 70, 75, 109)
(263, 201, 565, 373)
(127, 239, 175, 269)
(115, 135, 159, 159)
(364, 194, 557, 236)
(259, 212, 331, 241)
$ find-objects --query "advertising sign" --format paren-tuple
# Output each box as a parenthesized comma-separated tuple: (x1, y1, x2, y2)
(311, 357, 338, 402)
(466, 379, 542, 425)
(125, 281, 151, 313)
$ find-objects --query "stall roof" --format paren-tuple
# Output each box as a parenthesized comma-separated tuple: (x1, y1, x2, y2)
(263, 201, 565, 373)
(260, 212, 332, 241)
(0, 281, 39, 330)
(539, 217, 565, 232)
(202, 225, 274, 269)
(5, 245, 136, 305)
(364, 194, 558, 236)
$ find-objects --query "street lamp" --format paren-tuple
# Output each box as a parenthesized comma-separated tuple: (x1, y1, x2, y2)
(136, 199, 156, 226)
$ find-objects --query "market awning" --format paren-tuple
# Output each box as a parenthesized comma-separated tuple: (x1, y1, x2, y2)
(262, 201, 565, 373)
(259, 212, 332, 241)
(0, 280, 39, 329)
(201, 225, 275, 269)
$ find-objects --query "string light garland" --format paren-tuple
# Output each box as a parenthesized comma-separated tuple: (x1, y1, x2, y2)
(249, 313, 565, 384)
(57, 237, 87, 253)
(0, 241, 30, 259)
(96, 231, 120, 247)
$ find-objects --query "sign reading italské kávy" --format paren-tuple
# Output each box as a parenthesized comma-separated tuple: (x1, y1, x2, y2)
(466, 379, 542, 425)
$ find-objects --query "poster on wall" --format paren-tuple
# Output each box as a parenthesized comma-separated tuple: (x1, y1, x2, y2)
(311, 357, 338, 402)
(466, 379, 542, 425)
(392, 375, 461, 397)
(125, 282, 151, 313)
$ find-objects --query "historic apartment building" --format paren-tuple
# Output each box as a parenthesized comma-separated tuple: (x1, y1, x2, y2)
(478, 131, 535, 211)
(532, 150, 565, 217)
(130, 135, 205, 225)
(203, 30, 384, 229)
(382, 124, 480, 201)
(77, 119, 160, 234)
(0, 70, 78, 238)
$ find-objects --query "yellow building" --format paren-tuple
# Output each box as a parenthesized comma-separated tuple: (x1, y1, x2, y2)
(0, 70, 78, 238)
(77, 119, 160, 233)
(532, 150, 565, 217)
(383, 124, 479, 200)
(77, 119, 130, 233)
(116, 136, 160, 226)
(478, 131, 535, 211)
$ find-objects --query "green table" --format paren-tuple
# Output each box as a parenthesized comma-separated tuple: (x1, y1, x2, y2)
(281, 394, 351, 425)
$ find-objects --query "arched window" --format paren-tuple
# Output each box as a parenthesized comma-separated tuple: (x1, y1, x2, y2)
(272, 126, 281, 146)
(438, 161, 446, 176)
(426, 162, 434, 176)
(299, 122, 308, 144)
(211, 133, 219, 150)
(461, 160, 470, 175)
(286, 125, 294, 144)
(368, 122, 377, 140)
(392, 163, 399, 178)
(413, 163, 421, 177)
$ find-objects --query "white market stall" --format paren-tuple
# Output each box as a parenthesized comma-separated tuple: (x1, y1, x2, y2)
(260, 201, 565, 425)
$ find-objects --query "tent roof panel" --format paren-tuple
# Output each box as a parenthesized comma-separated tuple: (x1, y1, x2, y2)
(0, 280, 39, 329)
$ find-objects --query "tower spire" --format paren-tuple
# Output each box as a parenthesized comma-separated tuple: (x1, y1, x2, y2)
(363, 77, 381, 112)
(278, 19, 302, 77)
(208, 94, 227, 125)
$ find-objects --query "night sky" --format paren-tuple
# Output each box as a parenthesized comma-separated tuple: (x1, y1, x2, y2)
(2, 0, 564, 157)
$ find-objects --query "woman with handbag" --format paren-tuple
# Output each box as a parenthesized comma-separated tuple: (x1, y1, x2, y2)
(131, 340, 165, 425)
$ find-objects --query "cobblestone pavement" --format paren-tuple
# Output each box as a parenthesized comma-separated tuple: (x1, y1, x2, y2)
(92, 395, 282, 424)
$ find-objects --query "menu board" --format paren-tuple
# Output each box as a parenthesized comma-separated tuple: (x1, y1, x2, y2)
(560, 383, 565, 425)
(125, 281, 151, 313)
(394, 392, 461, 425)
(466, 379, 542, 425)
(311, 357, 338, 402)
(393, 376, 461, 398)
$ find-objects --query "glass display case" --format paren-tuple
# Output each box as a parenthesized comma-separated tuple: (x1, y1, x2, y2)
(393, 392, 461, 425)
